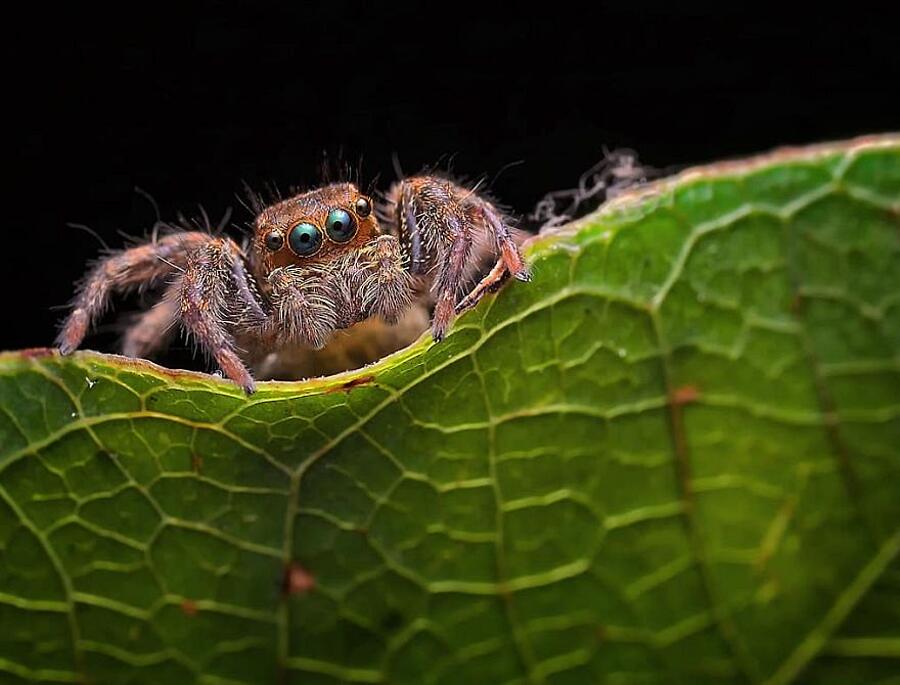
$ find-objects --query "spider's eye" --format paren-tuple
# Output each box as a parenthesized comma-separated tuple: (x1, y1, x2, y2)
(288, 222, 323, 256)
(354, 196, 372, 218)
(325, 208, 357, 243)
(264, 230, 284, 251)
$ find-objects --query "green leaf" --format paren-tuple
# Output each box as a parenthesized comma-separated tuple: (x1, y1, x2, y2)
(1, 136, 898, 685)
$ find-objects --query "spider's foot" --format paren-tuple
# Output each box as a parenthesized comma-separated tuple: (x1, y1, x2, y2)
(216, 349, 257, 395)
(499, 238, 531, 283)
(57, 310, 89, 355)
(514, 267, 533, 282)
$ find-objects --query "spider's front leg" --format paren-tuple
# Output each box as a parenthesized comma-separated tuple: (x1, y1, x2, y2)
(386, 176, 531, 341)
(57, 231, 211, 354)
(178, 237, 265, 394)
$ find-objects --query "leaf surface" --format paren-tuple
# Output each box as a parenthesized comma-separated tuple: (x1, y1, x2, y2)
(1, 136, 898, 685)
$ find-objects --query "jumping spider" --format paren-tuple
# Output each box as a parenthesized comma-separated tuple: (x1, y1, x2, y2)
(57, 176, 531, 393)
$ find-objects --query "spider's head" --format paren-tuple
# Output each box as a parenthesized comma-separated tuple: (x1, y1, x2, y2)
(253, 183, 381, 271)
(251, 183, 411, 338)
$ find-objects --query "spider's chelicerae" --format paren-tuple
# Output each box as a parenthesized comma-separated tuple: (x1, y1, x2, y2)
(57, 176, 531, 393)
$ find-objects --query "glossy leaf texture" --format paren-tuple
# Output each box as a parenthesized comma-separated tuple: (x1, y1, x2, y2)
(1, 136, 898, 685)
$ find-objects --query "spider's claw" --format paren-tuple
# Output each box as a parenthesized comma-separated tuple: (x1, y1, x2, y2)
(499, 241, 531, 283)
(431, 297, 455, 343)
(234, 371, 257, 395)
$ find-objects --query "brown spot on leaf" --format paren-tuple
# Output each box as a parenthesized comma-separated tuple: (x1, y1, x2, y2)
(671, 385, 700, 405)
(20, 347, 55, 359)
(325, 375, 375, 394)
(282, 562, 315, 596)
(180, 599, 198, 616)
(191, 453, 203, 473)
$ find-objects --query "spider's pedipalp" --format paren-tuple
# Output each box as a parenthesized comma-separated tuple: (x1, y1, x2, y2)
(267, 267, 338, 349)
(358, 236, 412, 324)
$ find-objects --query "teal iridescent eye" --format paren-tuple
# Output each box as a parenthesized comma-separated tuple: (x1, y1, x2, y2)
(325, 208, 357, 243)
(288, 222, 322, 256)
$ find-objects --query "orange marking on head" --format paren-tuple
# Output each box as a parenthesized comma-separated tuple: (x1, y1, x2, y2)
(253, 183, 381, 275)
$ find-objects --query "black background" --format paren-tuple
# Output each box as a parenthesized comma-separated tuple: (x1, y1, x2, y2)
(6, 2, 898, 363)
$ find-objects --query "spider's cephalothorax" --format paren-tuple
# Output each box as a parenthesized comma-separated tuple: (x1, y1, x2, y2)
(57, 176, 531, 393)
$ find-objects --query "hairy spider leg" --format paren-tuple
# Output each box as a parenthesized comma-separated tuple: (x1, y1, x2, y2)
(454, 200, 533, 313)
(57, 232, 210, 354)
(178, 238, 259, 393)
(390, 176, 530, 340)
(121, 286, 180, 358)
(454, 258, 511, 314)
(479, 200, 532, 282)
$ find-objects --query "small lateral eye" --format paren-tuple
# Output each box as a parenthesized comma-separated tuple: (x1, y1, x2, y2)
(288, 222, 323, 256)
(325, 208, 357, 243)
(264, 230, 284, 251)
(354, 196, 372, 218)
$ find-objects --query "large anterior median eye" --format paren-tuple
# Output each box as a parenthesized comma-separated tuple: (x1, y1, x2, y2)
(325, 208, 357, 243)
(288, 222, 322, 256)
